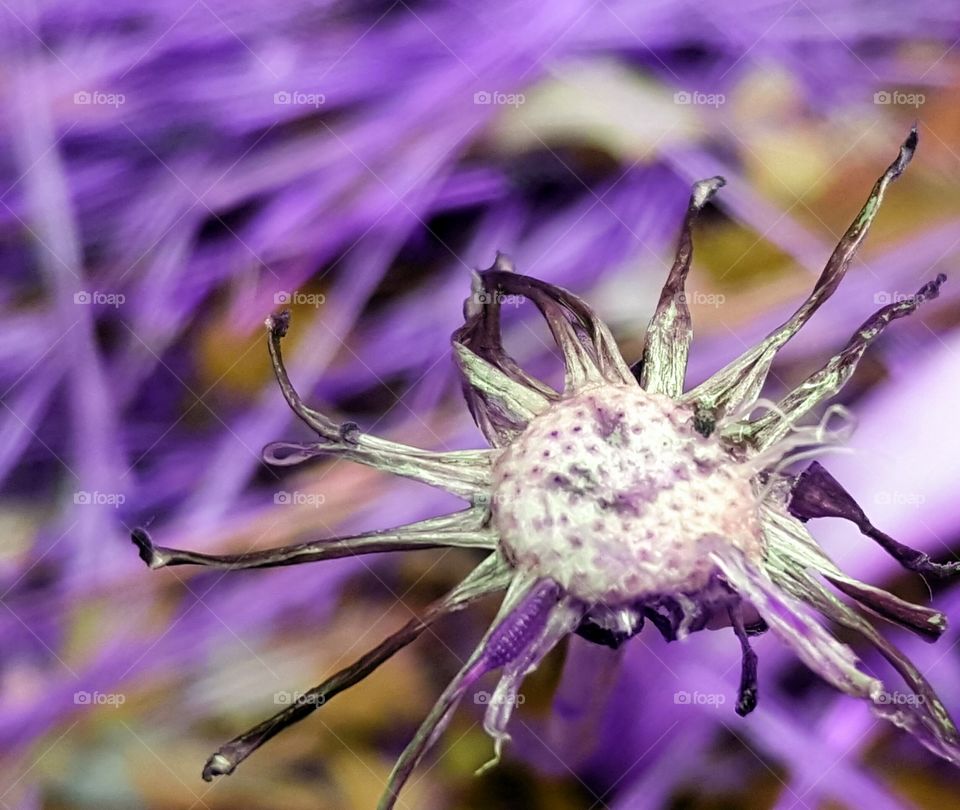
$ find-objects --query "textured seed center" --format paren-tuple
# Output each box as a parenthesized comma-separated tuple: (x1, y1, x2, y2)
(491, 385, 764, 604)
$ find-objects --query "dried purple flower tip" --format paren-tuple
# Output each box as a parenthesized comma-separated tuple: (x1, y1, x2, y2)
(266, 309, 291, 338)
(790, 461, 960, 582)
(130, 527, 168, 570)
(789, 461, 870, 523)
(135, 128, 960, 807)
(917, 272, 948, 300)
(730, 605, 759, 717)
(890, 124, 918, 179)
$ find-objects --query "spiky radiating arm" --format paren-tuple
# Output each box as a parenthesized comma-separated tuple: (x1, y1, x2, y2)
(131, 509, 495, 571)
(638, 176, 725, 397)
(266, 311, 493, 498)
(685, 127, 917, 416)
(202, 552, 513, 781)
(741, 274, 945, 448)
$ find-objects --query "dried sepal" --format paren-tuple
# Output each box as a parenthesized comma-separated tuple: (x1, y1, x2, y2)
(767, 563, 960, 765)
(463, 269, 635, 391)
(824, 575, 947, 642)
(761, 503, 947, 641)
(685, 127, 917, 416)
(262, 439, 492, 500)
(479, 597, 582, 773)
(266, 311, 493, 498)
(453, 342, 552, 445)
(457, 261, 559, 398)
(712, 546, 881, 700)
(454, 262, 560, 447)
(789, 461, 960, 578)
(453, 263, 637, 445)
(744, 273, 945, 448)
(639, 176, 725, 397)
(202, 552, 513, 781)
(379, 576, 561, 809)
(131, 508, 495, 572)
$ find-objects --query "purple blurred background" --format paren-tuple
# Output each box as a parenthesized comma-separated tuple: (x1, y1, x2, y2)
(2, 1, 960, 808)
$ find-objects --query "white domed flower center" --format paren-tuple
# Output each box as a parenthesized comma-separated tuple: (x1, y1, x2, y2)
(491, 385, 764, 604)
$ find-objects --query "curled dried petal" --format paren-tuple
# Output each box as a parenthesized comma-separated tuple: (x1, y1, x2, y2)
(712, 546, 881, 700)
(455, 266, 635, 402)
(762, 502, 947, 640)
(267, 311, 493, 497)
(789, 461, 960, 579)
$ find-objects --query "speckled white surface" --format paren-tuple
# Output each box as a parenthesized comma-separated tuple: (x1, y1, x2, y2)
(492, 384, 764, 603)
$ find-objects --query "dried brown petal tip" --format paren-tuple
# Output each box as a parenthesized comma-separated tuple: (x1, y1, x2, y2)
(266, 309, 291, 337)
(202, 752, 236, 781)
(130, 528, 167, 569)
(691, 175, 725, 209)
(891, 125, 918, 179)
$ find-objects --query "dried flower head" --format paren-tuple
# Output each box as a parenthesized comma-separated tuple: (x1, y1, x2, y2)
(132, 126, 959, 808)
